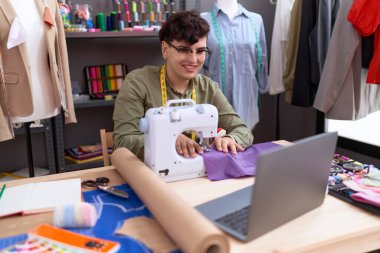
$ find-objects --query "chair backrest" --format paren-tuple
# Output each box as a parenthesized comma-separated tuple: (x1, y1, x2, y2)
(100, 129, 113, 166)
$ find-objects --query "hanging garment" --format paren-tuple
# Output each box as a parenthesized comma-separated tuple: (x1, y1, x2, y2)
(362, 35, 374, 70)
(202, 3, 268, 130)
(348, 0, 380, 85)
(268, 0, 295, 95)
(283, 0, 302, 103)
(291, 0, 341, 107)
(0, 0, 76, 142)
(313, 0, 380, 120)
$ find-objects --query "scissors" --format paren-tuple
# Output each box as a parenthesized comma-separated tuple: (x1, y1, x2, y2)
(82, 177, 129, 199)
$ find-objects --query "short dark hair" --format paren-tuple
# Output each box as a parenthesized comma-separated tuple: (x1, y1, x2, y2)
(159, 11, 210, 45)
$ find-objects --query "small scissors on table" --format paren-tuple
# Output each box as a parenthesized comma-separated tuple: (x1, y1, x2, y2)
(82, 177, 129, 199)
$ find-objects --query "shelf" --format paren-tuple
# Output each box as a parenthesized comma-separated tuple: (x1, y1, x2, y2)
(74, 99, 115, 108)
(14, 125, 45, 136)
(65, 31, 159, 39)
(64, 160, 104, 172)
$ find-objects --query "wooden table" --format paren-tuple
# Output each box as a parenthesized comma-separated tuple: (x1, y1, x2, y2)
(1, 166, 379, 253)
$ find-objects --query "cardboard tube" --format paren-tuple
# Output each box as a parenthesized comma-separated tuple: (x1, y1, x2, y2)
(112, 148, 229, 253)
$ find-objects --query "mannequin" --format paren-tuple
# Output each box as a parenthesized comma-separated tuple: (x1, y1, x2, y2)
(202, 1, 268, 130)
(0, 0, 77, 175)
(11, 0, 59, 123)
(217, 0, 239, 21)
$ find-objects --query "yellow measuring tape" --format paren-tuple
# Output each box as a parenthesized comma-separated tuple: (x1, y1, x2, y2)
(160, 64, 196, 140)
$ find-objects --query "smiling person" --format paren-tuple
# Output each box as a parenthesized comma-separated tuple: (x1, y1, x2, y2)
(113, 11, 253, 161)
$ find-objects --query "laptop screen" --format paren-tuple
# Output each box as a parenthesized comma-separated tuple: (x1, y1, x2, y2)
(196, 132, 338, 241)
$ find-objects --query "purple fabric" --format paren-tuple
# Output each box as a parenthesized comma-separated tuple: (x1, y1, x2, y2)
(201, 142, 281, 181)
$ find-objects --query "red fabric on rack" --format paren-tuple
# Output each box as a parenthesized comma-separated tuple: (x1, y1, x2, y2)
(348, 0, 380, 84)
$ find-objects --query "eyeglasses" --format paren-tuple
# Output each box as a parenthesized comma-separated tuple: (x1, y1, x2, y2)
(166, 41, 212, 60)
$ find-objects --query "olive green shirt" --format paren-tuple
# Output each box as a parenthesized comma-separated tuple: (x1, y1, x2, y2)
(113, 65, 253, 160)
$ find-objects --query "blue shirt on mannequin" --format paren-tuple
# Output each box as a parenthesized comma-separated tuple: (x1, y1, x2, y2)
(201, 3, 268, 130)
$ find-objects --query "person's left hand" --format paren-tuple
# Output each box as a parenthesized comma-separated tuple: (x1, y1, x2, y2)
(213, 136, 244, 155)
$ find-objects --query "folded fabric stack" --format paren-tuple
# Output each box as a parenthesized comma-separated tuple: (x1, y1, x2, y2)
(348, 167, 380, 207)
(65, 144, 111, 164)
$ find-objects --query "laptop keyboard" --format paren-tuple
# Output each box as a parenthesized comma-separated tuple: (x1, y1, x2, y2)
(215, 205, 250, 236)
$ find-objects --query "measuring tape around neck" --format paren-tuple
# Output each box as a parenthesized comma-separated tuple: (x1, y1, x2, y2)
(160, 64, 196, 106)
(160, 64, 196, 140)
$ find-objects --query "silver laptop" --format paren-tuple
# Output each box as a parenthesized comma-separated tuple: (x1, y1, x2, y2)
(196, 132, 338, 241)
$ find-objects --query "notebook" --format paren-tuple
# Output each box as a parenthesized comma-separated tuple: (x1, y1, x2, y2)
(196, 132, 338, 241)
(0, 178, 81, 218)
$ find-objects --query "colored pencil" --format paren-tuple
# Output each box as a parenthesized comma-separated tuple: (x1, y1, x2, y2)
(0, 184, 6, 201)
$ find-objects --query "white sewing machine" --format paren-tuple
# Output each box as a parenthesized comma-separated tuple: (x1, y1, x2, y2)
(139, 99, 218, 182)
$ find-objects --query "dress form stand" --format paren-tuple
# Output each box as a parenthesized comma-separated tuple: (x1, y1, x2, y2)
(11, 0, 60, 177)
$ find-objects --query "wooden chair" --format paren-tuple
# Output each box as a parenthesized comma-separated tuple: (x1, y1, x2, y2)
(100, 129, 113, 166)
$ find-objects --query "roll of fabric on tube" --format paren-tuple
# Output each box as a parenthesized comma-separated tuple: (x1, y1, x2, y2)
(53, 202, 98, 228)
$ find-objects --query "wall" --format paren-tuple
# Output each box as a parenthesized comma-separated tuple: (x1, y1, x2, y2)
(0, 130, 48, 172)
(67, 37, 163, 94)
(64, 36, 163, 150)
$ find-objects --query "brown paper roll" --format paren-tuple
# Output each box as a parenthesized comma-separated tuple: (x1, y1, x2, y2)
(112, 148, 229, 253)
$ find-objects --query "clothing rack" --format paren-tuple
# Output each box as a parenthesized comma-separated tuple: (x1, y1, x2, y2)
(23, 118, 60, 177)
(275, 94, 280, 140)
(24, 122, 35, 177)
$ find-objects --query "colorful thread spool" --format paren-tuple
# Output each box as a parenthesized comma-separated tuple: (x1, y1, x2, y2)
(119, 20, 125, 31)
(96, 13, 106, 31)
(53, 202, 97, 228)
(110, 12, 118, 31)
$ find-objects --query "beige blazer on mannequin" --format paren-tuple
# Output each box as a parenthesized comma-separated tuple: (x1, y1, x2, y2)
(0, 0, 76, 142)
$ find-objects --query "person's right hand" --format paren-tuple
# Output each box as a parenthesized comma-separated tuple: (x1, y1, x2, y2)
(176, 134, 204, 158)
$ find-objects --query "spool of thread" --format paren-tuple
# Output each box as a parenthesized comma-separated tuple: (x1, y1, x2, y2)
(96, 13, 106, 31)
(53, 202, 97, 228)
(119, 20, 125, 31)
(106, 15, 112, 31)
(133, 12, 139, 23)
(165, 12, 170, 21)
(110, 11, 118, 31)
